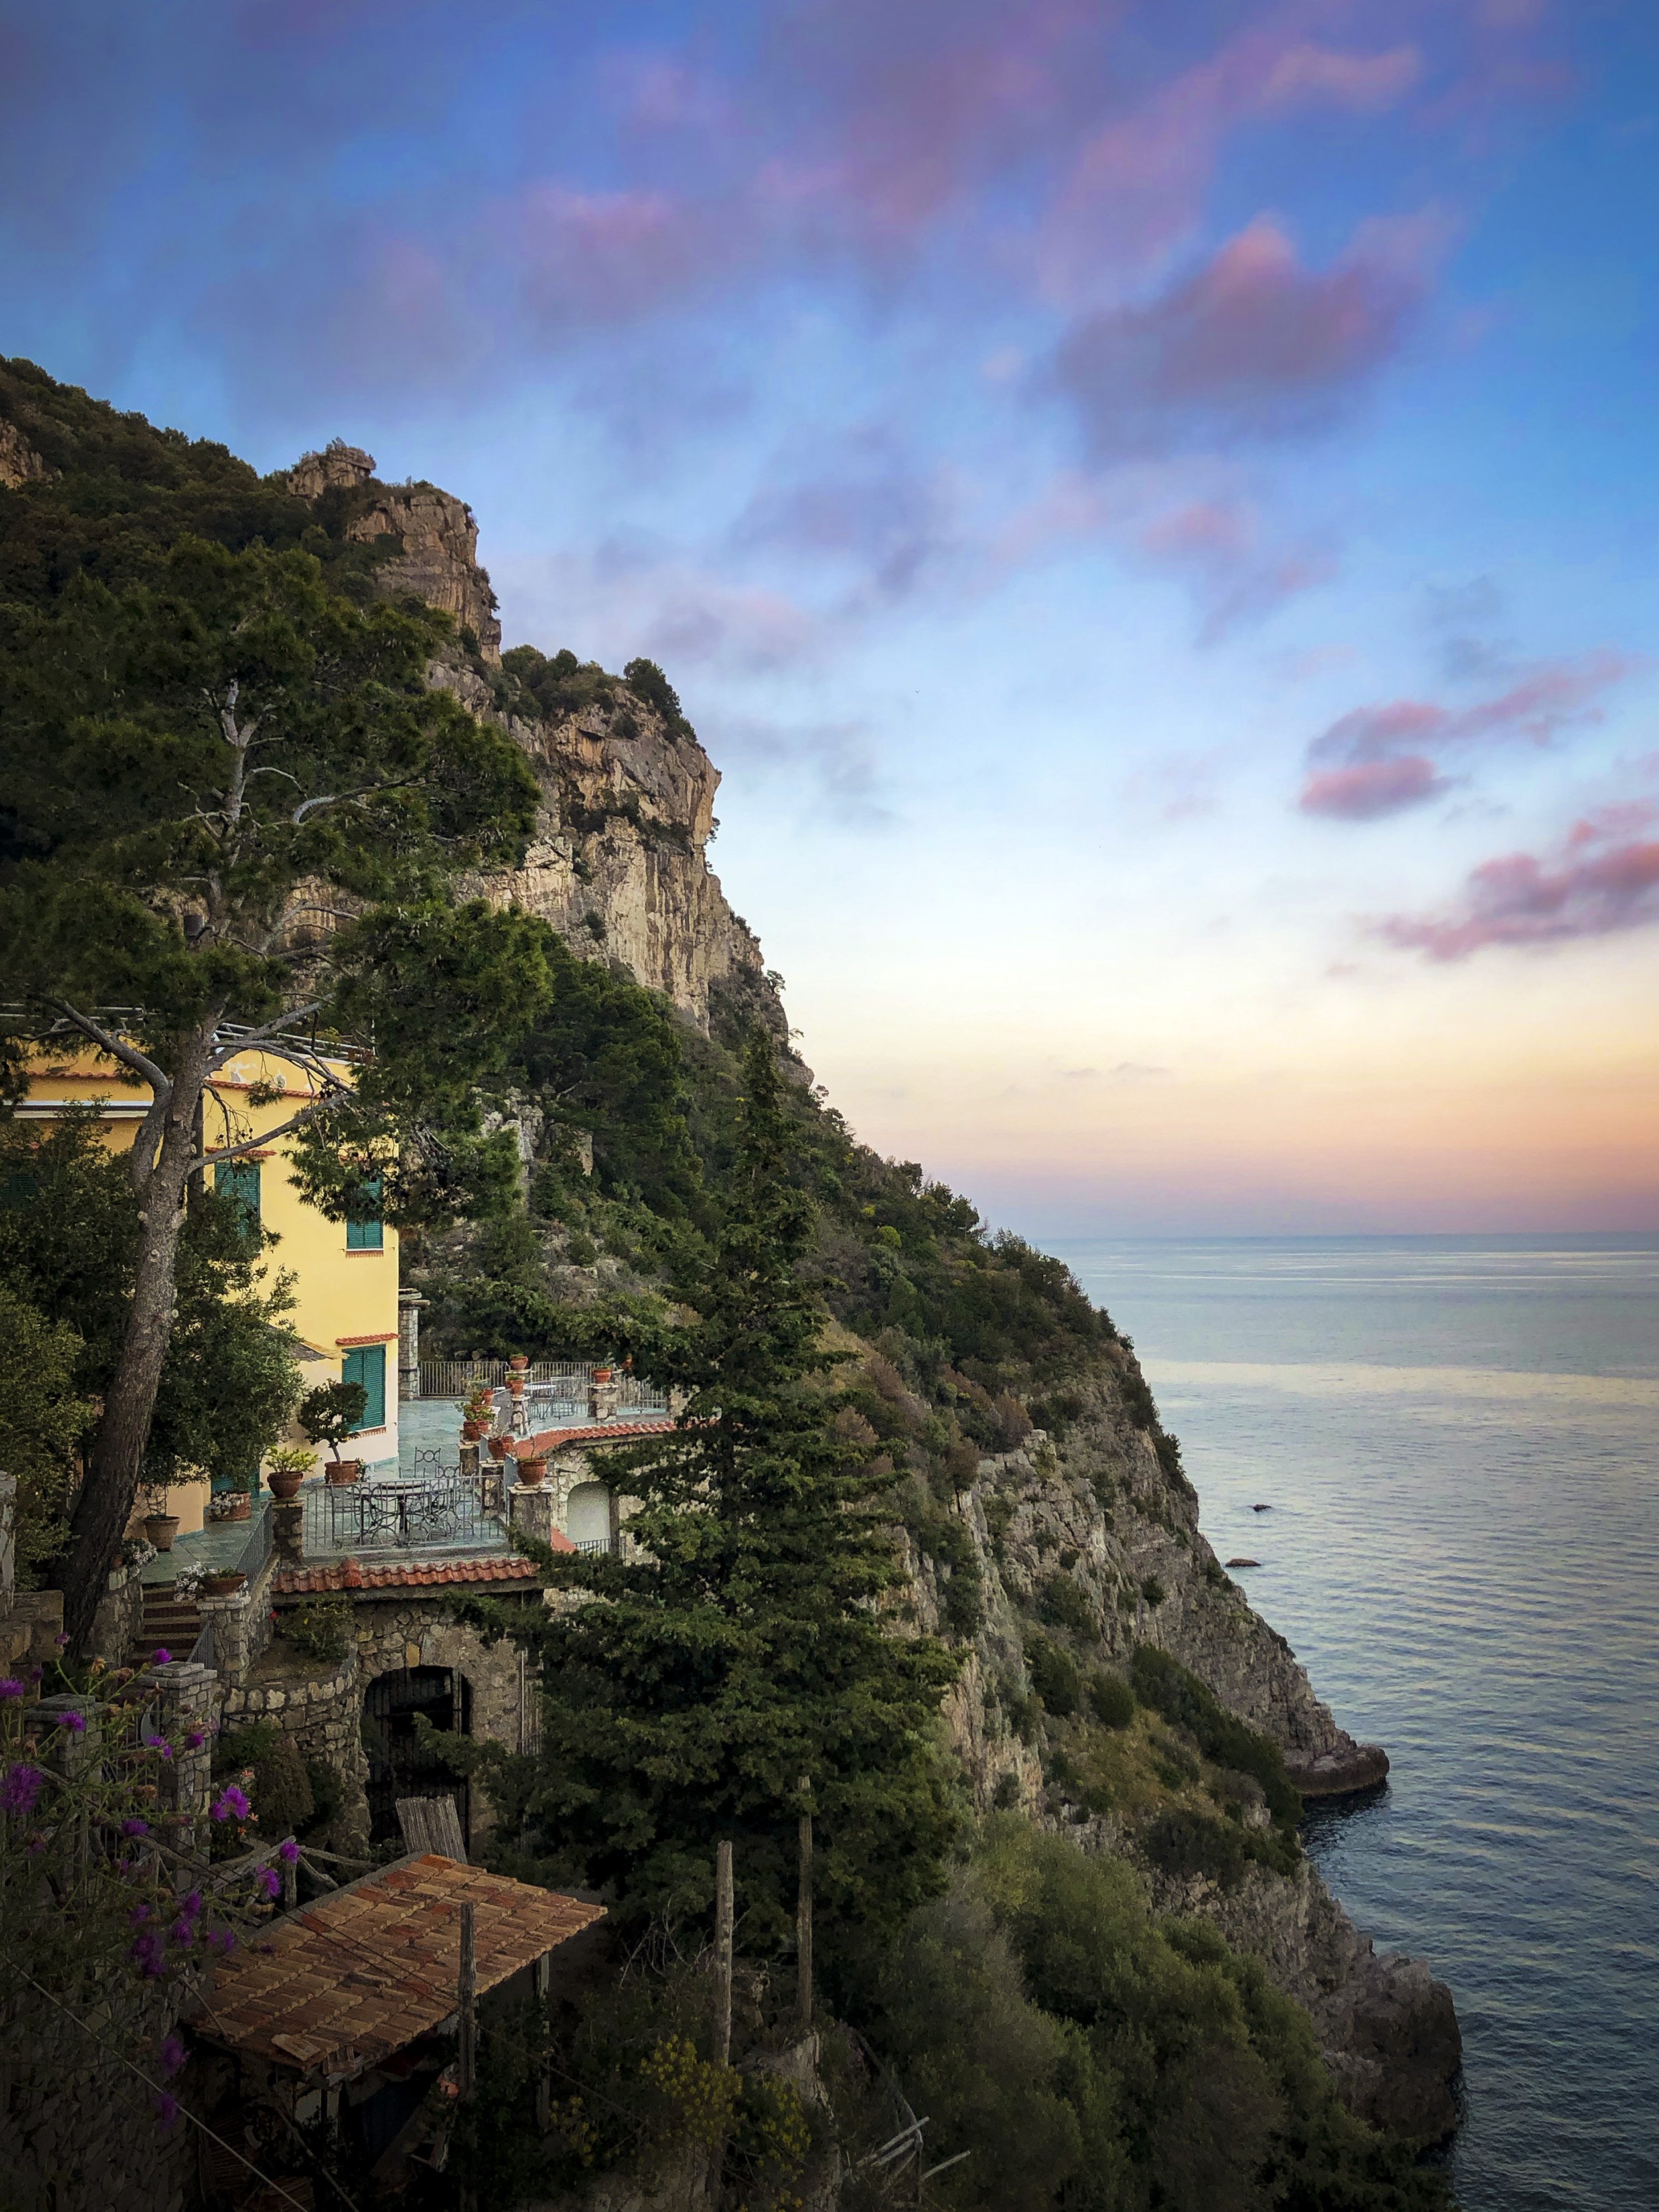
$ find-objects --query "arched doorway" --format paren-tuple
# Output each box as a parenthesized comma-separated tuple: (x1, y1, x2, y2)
(566, 1480, 613, 1551)
(362, 1667, 472, 1847)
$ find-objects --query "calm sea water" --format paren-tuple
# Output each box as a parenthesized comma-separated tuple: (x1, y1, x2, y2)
(1049, 1237, 1659, 2212)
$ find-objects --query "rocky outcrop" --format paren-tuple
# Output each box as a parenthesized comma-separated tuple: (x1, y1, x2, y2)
(287, 440, 502, 659)
(0, 417, 52, 490)
(901, 1363, 1460, 2146)
(286, 448, 778, 1034)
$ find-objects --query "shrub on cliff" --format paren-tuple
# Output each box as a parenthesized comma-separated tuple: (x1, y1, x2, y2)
(854, 1822, 1455, 2212)
(1131, 1646, 1303, 1829)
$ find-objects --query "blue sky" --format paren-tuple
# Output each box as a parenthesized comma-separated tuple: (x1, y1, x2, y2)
(4, 0, 1657, 1231)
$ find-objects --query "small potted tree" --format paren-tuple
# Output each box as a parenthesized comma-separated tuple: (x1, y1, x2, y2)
(141, 1486, 180, 1553)
(299, 1381, 370, 1486)
(462, 1384, 495, 1442)
(264, 1444, 317, 1503)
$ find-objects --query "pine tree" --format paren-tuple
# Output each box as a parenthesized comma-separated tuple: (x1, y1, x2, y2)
(459, 1032, 962, 1946)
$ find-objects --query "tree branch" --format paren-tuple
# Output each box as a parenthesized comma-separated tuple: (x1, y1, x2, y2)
(196, 1090, 347, 1168)
(44, 1002, 171, 1099)
(204, 1002, 326, 1073)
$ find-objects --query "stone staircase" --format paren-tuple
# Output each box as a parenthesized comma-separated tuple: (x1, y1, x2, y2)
(128, 1582, 202, 1669)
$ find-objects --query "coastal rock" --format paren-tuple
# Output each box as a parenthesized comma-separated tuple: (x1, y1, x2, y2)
(1225, 1555, 1260, 1567)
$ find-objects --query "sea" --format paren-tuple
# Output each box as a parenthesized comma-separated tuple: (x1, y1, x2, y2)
(1048, 1236, 1659, 2212)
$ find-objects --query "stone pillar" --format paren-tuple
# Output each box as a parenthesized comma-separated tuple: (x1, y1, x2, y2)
(196, 1588, 252, 1687)
(508, 1484, 555, 1551)
(588, 1376, 620, 1424)
(35, 1693, 104, 1782)
(271, 1500, 305, 1566)
(398, 1290, 425, 1403)
(136, 1660, 218, 1857)
(459, 1440, 480, 1486)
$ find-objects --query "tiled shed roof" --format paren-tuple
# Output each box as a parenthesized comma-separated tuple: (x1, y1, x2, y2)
(522, 1420, 675, 1456)
(271, 1553, 565, 1597)
(194, 1855, 603, 2079)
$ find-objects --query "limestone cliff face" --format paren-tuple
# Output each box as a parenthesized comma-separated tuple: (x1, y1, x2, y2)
(286, 445, 777, 1034)
(901, 1360, 1460, 2143)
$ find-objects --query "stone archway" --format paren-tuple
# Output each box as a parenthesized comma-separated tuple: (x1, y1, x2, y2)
(361, 1665, 472, 1846)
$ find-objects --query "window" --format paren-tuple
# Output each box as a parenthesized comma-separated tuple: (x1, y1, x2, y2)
(214, 1160, 261, 1235)
(346, 1178, 384, 1251)
(342, 1344, 386, 1430)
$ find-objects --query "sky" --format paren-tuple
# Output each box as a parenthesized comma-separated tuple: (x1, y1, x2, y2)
(3, 0, 1657, 1235)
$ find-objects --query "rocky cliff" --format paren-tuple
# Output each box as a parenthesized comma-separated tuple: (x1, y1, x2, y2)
(285, 445, 778, 1036)
(289, 439, 1461, 2146)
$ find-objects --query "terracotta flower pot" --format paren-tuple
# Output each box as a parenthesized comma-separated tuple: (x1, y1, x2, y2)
(326, 1459, 364, 1487)
(508, 1355, 530, 1371)
(513, 1454, 547, 1488)
(265, 1466, 306, 1503)
(143, 1513, 180, 1553)
(592, 1367, 614, 1383)
(202, 1570, 247, 1598)
(462, 1419, 487, 1441)
(225, 1493, 252, 1522)
(486, 1435, 511, 1462)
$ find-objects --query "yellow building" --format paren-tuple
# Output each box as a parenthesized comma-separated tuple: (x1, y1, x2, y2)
(20, 1036, 399, 1534)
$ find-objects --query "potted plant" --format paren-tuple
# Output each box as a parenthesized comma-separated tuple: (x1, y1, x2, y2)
(221, 1468, 254, 1522)
(512, 1446, 548, 1488)
(592, 1365, 614, 1384)
(141, 1487, 180, 1553)
(508, 1354, 530, 1372)
(462, 1383, 496, 1441)
(486, 1434, 511, 1462)
(264, 1444, 317, 1503)
(299, 1381, 370, 1486)
(202, 1569, 248, 1598)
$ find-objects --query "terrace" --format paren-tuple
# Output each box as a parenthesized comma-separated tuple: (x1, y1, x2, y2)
(131, 1361, 678, 1666)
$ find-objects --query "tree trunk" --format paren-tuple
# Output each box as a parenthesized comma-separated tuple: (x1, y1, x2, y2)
(57, 1034, 212, 1651)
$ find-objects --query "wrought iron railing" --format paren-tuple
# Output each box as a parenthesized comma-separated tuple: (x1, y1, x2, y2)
(300, 1466, 508, 1557)
(417, 1357, 673, 1418)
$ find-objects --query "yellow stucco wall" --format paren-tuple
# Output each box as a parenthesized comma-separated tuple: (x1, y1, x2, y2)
(21, 1042, 400, 1523)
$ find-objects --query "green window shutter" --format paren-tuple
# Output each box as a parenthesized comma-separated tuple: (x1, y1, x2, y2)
(342, 1345, 386, 1430)
(214, 1160, 261, 1234)
(346, 1178, 384, 1251)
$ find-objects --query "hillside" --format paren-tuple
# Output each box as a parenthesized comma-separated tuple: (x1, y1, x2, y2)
(0, 359, 1461, 2187)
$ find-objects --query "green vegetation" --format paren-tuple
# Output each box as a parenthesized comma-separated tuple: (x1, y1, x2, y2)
(449, 1036, 961, 1949)
(1132, 1645, 1303, 1829)
(854, 1821, 1453, 2212)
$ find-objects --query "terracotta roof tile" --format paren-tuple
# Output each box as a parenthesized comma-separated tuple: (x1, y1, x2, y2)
(522, 1420, 676, 1456)
(271, 1554, 561, 1597)
(194, 1856, 603, 2080)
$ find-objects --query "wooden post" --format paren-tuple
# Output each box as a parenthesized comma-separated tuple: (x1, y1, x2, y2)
(796, 1776, 813, 2037)
(713, 1840, 734, 2067)
(281, 1844, 297, 1911)
(534, 1952, 552, 2131)
(458, 1901, 477, 2099)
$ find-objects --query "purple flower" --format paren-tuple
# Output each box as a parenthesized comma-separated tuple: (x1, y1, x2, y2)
(130, 1933, 166, 1978)
(158, 2034, 186, 2077)
(1, 1763, 44, 1816)
(255, 1867, 281, 1901)
(206, 1929, 236, 1957)
(54, 1712, 86, 1735)
(141, 1732, 175, 1762)
(181, 1890, 202, 1917)
(0, 1679, 24, 1700)
(122, 1817, 150, 1837)
(169, 1917, 195, 1949)
(154, 2093, 179, 2132)
(151, 1648, 172, 1667)
(211, 1785, 250, 1823)
(129, 1905, 153, 1927)
(185, 1730, 206, 1750)
(54, 1633, 70, 1649)
(277, 1838, 300, 1866)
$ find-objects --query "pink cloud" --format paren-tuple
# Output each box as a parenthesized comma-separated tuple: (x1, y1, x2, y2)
(1137, 493, 1336, 638)
(1301, 650, 1634, 819)
(1301, 755, 1447, 819)
(1052, 214, 1435, 456)
(1038, 19, 1429, 297)
(1378, 805, 1659, 957)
